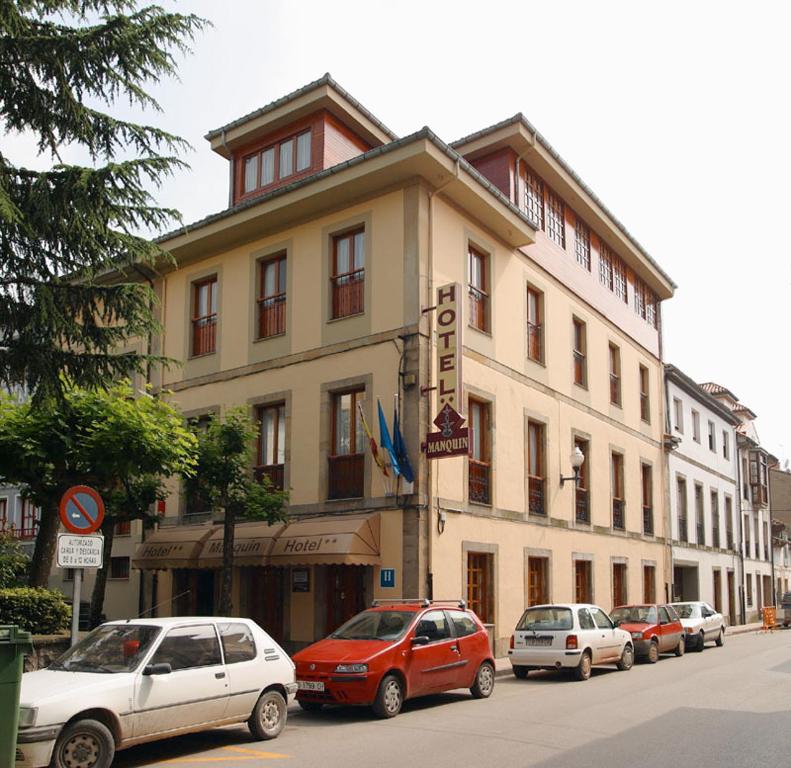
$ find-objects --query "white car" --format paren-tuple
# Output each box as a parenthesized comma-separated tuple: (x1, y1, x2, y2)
(16, 617, 297, 768)
(508, 603, 634, 681)
(670, 601, 726, 651)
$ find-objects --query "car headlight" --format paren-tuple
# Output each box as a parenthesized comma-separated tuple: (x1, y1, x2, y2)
(631, 632, 643, 640)
(334, 663, 368, 673)
(686, 627, 694, 634)
(18, 707, 38, 727)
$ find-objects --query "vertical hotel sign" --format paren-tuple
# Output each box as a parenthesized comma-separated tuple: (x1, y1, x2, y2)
(426, 283, 469, 459)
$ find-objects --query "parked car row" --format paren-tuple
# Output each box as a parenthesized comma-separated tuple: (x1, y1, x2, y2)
(15, 599, 725, 767)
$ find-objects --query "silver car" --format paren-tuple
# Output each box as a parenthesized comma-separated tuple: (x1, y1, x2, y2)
(670, 601, 726, 651)
(508, 603, 634, 681)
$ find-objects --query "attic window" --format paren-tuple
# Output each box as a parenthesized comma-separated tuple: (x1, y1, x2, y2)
(242, 129, 312, 194)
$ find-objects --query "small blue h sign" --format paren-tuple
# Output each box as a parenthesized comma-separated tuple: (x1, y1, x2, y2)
(380, 568, 396, 588)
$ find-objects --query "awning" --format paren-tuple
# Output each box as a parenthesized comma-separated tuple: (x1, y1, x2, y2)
(268, 513, 380, 566)
(195, 520, 288, 568)
(132, 524, 215, 570)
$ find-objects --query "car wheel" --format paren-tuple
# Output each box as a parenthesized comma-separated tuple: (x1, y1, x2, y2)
(248, 689, 287, 740)
(715, 628, 725, 647)
(297, 700, 324, 712)
(617, 644, 634, 671)
(573, 651, 592, 681)
(52, 718, 115, 768)
(647, 640, 659, 664)
(674, 637, 685, 657)
(471, 661, 495, 698)
(512, 665, 529, 680)
(696, 630, 705, 652)
(372, 674, 403, 718)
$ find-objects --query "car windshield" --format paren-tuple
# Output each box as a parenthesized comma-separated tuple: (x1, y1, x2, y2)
(330, 611, 413, 641)
(611, 606, 658, 625)
(516, 607, 573, 632)
(673, 603, 700, 619)
(49, 624, 160, 673)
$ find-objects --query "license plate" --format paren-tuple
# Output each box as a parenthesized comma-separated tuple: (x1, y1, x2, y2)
(525, 636, 552, 646)
(297, 680, 325, 691)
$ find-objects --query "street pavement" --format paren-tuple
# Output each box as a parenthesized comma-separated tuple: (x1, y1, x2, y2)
(115, 627, 789, 768)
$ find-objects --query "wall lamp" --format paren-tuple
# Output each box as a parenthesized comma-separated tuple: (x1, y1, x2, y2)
(560, 446, 585, 487)
(437, 510, 447, 535)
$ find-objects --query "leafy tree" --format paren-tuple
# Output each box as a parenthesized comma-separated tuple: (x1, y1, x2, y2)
(0, 383, 198, 610)
(185, 409, 288, 616)
(0, 533, 30, 587)
(0, 1, 206, 400)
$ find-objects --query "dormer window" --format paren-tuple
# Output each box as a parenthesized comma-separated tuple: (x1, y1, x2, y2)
(242, 129, 312, 195)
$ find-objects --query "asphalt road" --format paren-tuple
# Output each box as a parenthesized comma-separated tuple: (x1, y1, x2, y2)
(114, 630, 791, 768)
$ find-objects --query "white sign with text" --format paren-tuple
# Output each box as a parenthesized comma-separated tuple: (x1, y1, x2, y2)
(57, 533, 104, 569)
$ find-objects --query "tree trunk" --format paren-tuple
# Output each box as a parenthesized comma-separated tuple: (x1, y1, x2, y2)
(89, 517, 115, 628)
(28, 503, 60, 587)
(218, 506, 235, 616)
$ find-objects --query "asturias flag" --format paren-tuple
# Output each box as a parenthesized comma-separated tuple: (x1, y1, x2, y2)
(393, 401, 415, 483)
(378, 399, 401, 477)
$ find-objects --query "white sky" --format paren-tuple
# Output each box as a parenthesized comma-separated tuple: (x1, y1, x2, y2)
(8, 1, 790, 461)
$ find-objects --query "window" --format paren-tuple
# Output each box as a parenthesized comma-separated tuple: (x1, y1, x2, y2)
(467, 552, 493, 623)
(526, 285, 543, 363)
(244, 155, 257, 193)
(711, 491, 720, 549)
(261, 147, 275, 186)
(446, 610, 476, 637)
(279, 138, 294, 179)
(241, 130, 312, 195)
(677, 477, 688, 542)
(692, 410, 701, 443)
(114, 520, 131, 536)
(469, 399, 492, 505)
(256, 403, 286, 491)
(468, 246, 490, 332)
(415, 610, 452, 642)
(611, 453, 625, 530)
(742, 457, 749, 500)
(694, 484, 705, 545)
(545, 186, 565, 248)
(613, 257, 627, 302)
(524, 167, 544, 228)
(723, 431, 730, 460)
(574, 560, 592, 604)
(590, 606, 613, 630)
(296, 131, 311, 171)
(575, 438, 590, 524)
(219, 622, 257, 664)
(612, 563, 627, 609)
(331, 228, 365, 319)
(527, 556, 549, 606)
(109, 557, 130, 580)
(673, 397, 683, 433)
(572, 318, 587, 387)
(578, 608, 595, 630)
(151, 625, 222, 671)
(708, 421, 716, 452)
(641, 464, 653, 535)
(639, 365, 650, 422)
(599, 243, 612, 289)
(609, 344, 621, 405)
(20, 500, 37, 539)
(744, 514, 751, 555)
(746, 573, 753, 607)
(725, 496, 734, 549)
(192, 276, 218, 357)
(763, 521, 769, 561)
(527, 421, 546, 515)
(634, 277, 658, 327)
(599, 243, 627, 303)
(749, 451, 768, 506)
(257, 253, 286, 338)
(329, 390, 365, 499)
(575, 217, 591, 270)
(0, 498, 7, 532)
(643, 565, 656, 603)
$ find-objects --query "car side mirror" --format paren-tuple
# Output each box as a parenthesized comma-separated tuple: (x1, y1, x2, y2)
(411, 635, 430, 646)
(143, 662, 172, 676)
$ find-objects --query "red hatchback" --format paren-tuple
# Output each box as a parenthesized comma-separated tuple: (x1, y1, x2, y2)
(292, 600, 495, 718)
(610, 604, 685, 663)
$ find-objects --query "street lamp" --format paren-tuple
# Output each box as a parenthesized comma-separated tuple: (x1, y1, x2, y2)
(560, 446, 585, 487)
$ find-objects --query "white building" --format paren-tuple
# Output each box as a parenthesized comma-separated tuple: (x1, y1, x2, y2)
(665, 366, 741, 624)
(700, 382, 773, 623)
(0, 484, 39, 557)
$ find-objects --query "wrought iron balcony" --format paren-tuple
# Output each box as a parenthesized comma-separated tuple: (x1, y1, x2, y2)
(642, 505, 653, 535)
(529, 476, 545, 516)
(254, 463, 285, 491)
(575, 489, 590, 523)
(469, 460, 491, 505)
(612, 498, 625, 530)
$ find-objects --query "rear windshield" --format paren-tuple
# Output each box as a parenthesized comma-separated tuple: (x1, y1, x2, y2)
(330, 610, 413, 641)
(516, 607, 573, 632)
(673, 603, 700, 619)
(611, 606, 658, 625)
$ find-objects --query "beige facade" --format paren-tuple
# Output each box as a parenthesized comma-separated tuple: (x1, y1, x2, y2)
(130, 75, 675, 655)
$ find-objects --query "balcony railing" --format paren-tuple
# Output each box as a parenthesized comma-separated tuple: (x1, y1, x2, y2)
(331, 271, 364, 319)
(527, 322, 543, 362)
(697, 523, 705, 546)
(328, 453, 364, 499)
(679, 516, 688, 542)
(258, 295, 286, 338)
(0, 524, 36, 540)
(712, 526, 720, 549)
(642, 505, 654, 535)
(727, 530, 734, 550)
(528, 476, 545, 515)
(192, 316, 217, 356)
(575, 488, 590, 523)
(254, 463, 285, 491)
(612, 498, 625, 530)
(469, 460, 491, 505)
(468, 287, 489, 332)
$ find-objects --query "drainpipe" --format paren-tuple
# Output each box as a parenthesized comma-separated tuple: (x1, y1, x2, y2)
(736, 443, 746, 624)
(222, 130, 234, 208)
(662, 365, 675, 602)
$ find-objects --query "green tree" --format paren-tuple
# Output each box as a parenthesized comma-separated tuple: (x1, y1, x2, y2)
(0, 533, 30, 587)
(185, 409, 288, 616)
(0, 1, 206, 400)
(0, 383, 198, 608)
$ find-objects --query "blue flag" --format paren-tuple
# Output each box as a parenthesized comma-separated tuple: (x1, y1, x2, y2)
(393, 401, 415, 484)
(378, 400, 401, 477)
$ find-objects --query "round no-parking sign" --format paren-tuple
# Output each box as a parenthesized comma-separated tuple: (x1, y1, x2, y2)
(59, 485, 105, 534)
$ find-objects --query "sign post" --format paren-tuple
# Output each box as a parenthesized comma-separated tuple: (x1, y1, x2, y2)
(59, 486, 105, 646)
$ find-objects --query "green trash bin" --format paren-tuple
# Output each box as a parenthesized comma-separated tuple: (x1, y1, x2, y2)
(0, 625, 33, 768)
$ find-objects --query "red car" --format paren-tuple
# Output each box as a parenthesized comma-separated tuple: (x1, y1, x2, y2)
(610, 604, 685, 662)
(292, 600, 495, 718)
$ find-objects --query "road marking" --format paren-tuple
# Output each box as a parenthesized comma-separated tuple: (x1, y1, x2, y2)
(161, 746, 291, 764)
(223, 746, 291, 758)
